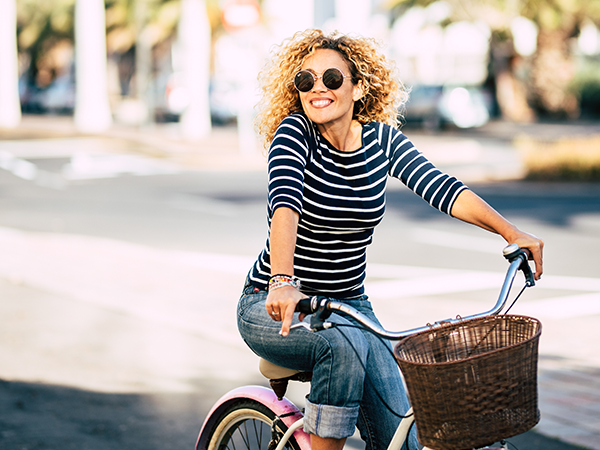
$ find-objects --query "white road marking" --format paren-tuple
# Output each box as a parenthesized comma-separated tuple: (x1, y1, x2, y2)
(0, 138, 181, 188)
(367, 262, 462, 279)
(366, 271, 504, 298)
(530, 274, 600, 291)
(0, 137, 142, 158)
(62, 153, 180, 180)
(411, 228, 503, 254)
(517, 293, 600, 319)
(0, 227, 598, 347)
(0, 150, 66, 189)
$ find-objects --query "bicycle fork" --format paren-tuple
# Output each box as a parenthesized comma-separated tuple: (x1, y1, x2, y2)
(270, 416, 305, 450)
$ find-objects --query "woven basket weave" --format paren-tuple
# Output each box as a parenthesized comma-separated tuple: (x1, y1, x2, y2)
(393, 315, 541, 450)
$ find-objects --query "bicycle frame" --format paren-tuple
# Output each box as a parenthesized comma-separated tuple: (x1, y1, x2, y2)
(196, 245, 533, 450)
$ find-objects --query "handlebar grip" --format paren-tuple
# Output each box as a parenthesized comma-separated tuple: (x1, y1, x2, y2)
(296, 296, 329, 314)
(296, 298, 316, 314)
(503, 244, 535, 286)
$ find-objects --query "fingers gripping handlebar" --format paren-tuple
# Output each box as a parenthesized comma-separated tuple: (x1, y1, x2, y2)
(295, 297, 318, 315)
(296, 296, 332, 331)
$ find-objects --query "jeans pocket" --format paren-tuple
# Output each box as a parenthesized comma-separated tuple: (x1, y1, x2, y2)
(237, 291, 266, 318)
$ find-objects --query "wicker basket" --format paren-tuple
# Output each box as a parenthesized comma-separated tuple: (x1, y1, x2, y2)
(393, 315, 541, 450)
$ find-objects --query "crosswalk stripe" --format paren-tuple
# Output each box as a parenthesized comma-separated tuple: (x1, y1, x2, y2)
(0, 226, 598, 323)
(517, 293, 600, 319)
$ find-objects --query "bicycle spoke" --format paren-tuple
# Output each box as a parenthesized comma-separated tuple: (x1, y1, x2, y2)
(252, 419, 263, 449)
(202, 401, 300, 450)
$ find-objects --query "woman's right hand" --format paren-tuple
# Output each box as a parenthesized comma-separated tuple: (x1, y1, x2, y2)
(266, 285, 308, 337)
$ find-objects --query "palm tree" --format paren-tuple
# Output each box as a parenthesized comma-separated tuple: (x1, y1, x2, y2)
(520, 0, 592, 119)
(387, 0, 600, 120)
(14, 0, 225, 137)
(103, 0, 214, 136)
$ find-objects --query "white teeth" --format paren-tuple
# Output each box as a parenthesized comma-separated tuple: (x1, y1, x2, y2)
(311, 100, 331, 107)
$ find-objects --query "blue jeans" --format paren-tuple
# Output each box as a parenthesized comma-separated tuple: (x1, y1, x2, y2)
(236, 282, 420, 450)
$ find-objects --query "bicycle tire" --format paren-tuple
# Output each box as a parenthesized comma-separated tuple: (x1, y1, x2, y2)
(200, 398, 303, 450)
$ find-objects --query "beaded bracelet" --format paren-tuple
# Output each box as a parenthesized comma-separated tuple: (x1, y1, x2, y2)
(268, 274, 301, 292)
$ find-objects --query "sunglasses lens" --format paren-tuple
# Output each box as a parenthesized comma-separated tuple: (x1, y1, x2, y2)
(294, 71, 314, 92)
(323, 68, 344, 90)
(294, 68, 347, 92)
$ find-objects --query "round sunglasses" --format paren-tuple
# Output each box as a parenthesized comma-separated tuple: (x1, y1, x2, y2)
(294, 68, 351, 92)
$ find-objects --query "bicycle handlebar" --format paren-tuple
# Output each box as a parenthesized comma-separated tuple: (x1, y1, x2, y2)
(295, 244, 535, 340)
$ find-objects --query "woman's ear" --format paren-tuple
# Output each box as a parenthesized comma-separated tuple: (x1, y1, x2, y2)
(352, 80, 364, 102)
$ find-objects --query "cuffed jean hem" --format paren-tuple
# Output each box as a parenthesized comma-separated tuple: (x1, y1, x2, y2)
(303, 398, 359, 439)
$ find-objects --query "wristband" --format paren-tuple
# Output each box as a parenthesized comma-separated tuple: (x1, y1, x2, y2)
(268, 274, 301, 292)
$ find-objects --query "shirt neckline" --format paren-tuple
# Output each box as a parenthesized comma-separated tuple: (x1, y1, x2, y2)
(316, 123, 369, 155)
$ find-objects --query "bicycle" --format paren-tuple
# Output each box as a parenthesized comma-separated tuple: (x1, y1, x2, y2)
(195, 244, 541, 450)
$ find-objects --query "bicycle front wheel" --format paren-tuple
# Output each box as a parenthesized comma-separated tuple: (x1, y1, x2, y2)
(202, 399, 302, 450)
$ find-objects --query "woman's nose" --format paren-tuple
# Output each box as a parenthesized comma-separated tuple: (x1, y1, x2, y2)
(311, 76, 327, 92)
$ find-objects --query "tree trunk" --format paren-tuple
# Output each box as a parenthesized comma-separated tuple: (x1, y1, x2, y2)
(178, 0, 211, 141)
(529, 28, 579, 119)
(135, 0, 153, 126)
(0, 0, 21, 128)
(74, 0, 112, 132)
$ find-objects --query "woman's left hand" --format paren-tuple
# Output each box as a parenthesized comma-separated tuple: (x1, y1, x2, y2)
(508, 231, 544, 280)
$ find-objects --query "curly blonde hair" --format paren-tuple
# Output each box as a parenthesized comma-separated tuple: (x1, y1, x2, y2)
(254, 29, 408, 150)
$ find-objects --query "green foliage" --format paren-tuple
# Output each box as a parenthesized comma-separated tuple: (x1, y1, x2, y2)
(15, 0, 221, 87)
(571, 60, 600, 117)
(386, 0, 600, 118)
(387, 0, 600, 33)
(16, 0, 225, 57)
(16, 0, 75, 50)
(16, 0, 75, 85)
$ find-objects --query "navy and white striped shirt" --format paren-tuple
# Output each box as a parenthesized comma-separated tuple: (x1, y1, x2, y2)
(248, 113, 467, 299)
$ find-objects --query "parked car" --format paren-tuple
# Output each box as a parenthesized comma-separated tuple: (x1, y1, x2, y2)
(154, 71, 238, 125)
(19, 72, 75, 115)
(402, 84, 493, 129)
(19, 69, 238, 126)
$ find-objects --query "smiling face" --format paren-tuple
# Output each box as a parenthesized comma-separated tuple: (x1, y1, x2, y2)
(297, 49, 363, 130)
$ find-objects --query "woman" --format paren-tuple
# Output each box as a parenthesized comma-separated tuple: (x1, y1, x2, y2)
(237, 29, 544, 450)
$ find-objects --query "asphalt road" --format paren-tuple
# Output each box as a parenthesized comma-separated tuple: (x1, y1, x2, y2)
(1, 131, 599, 450)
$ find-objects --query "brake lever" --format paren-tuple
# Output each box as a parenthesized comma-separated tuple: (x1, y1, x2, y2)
(290, 322, 312, 331)
(290, 320, 335, 332)
(521, 258, 536, 287)
(290, 298, 335, 332)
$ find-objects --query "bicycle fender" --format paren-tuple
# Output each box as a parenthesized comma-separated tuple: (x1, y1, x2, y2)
(197, 385, 310, 449)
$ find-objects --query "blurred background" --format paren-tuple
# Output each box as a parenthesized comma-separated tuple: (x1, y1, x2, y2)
(1, 2, 600, 450)
(2, 0, 600, 138)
